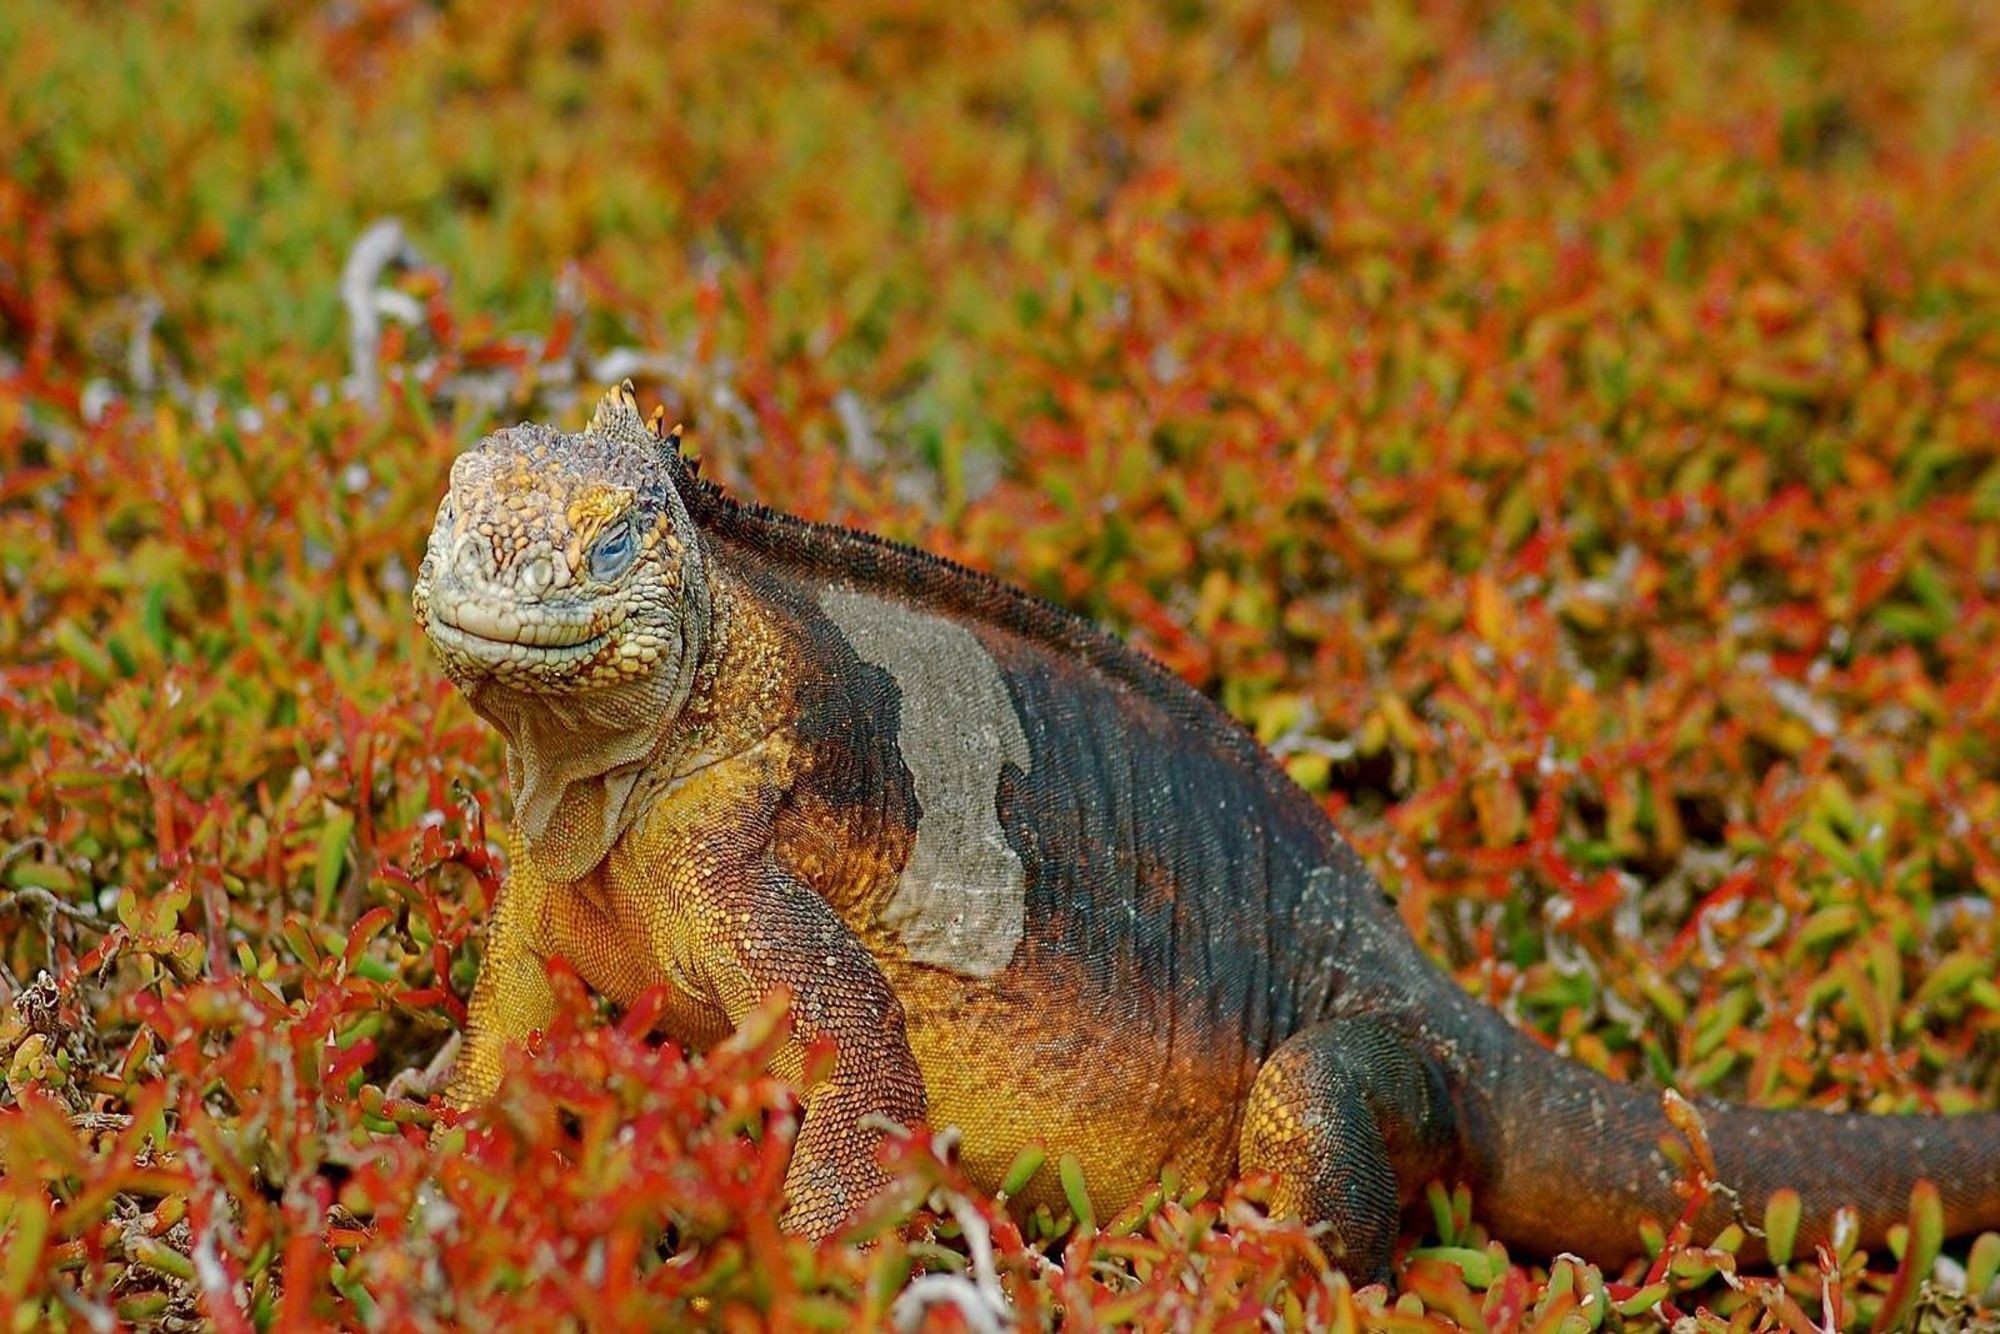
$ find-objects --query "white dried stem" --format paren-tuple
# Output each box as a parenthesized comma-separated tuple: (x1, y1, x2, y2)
(891, 1187, 1012, 1333)
(342, 218, 428, 406)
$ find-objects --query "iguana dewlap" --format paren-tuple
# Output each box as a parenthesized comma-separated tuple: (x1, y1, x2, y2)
(412, 384, 2000, 1274)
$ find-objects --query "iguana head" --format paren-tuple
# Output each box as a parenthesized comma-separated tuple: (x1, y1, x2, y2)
(412, 382, 710, 719)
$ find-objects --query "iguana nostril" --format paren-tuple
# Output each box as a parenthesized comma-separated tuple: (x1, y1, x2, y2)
(452, 532, 488, 580)
(525, 555, 555, 592)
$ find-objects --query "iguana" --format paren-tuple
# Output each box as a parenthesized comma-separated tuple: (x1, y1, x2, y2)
(411, 383, 2000, 1276)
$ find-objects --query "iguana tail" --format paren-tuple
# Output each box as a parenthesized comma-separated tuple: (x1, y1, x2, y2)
(1461, 1024, 2000, 1265)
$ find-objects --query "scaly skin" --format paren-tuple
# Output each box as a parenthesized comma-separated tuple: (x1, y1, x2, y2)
(413, 384, 2000, 1271)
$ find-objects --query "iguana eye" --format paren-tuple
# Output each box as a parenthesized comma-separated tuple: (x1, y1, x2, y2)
(588, 521, 637, 582)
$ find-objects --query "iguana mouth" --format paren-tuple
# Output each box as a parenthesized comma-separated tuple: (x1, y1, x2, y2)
(429, 599, 614, 660)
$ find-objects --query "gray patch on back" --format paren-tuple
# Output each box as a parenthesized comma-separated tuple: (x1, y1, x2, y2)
(818, 586, 1032, 977)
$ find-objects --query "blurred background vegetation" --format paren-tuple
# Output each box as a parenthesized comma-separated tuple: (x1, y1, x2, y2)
(3, 1, 1999, 1328)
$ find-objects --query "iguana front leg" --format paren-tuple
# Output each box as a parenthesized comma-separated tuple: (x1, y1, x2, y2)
(586, 738, 931, 1237)
(444, 826, 559, 1110)
(672, 858, 927, 1239)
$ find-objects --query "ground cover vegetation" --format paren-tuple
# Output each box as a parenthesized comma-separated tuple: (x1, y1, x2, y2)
(2, 0, 1999, 1329)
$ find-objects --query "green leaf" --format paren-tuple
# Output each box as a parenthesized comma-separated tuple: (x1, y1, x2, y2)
(999, 1144, 1046, 1198)
(1763, 1188, 1801, 1266)
(1058, 1152, 1095, 1235)
(315, 812, 355, 919)
(1967, 1232, 2000, 1295)
(1406, 1245, 1494, 1289)
(1613, 1281, 1669, 1316)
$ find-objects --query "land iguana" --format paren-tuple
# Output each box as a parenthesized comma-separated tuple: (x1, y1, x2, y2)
(411, 383, 2000, 1275)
